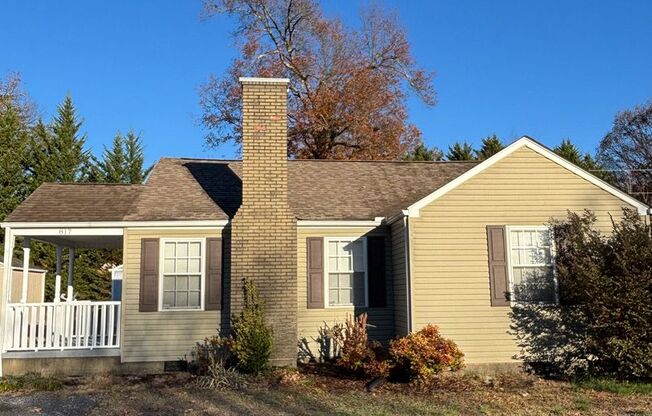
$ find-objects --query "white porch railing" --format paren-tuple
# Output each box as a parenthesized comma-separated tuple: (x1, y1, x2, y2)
(4, 301, 120, 351)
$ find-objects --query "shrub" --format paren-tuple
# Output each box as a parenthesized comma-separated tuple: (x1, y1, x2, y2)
(230, 279, 273, 374)
(389, 325, 464, 382)
(510, 209, 652, 380)
(0, 373, 62, 392)
(322, 313, 389, 378)
(191, 335, 233, 376)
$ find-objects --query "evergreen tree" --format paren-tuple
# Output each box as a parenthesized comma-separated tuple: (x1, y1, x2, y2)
(554, 139, 614, 182)
(94, 130, 151, 184)
(475, 134, 505, 160)
(96, 133, 127, 183)
(446, 141, 475, 161)
(32, 95, 91, 183)
(403, 143, 444, 161)
(123, 130, 151, 184)
(0, 104, 30, 221)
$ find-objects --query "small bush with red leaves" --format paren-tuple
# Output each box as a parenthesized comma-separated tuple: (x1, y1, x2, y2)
(323, 313, 390, 378)
(389, 325, 464, 382)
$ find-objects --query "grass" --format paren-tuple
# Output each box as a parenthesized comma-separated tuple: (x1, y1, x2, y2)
(0, 372, 62, 392)
(0, 370, 650, 415)
(575, 378, 652, 395)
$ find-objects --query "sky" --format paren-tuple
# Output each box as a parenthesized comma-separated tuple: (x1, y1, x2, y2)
(2, 0, 651, 166)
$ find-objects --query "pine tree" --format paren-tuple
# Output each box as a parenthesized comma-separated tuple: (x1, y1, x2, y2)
(475, 134, 505, 160)
(123, 130, 151, 184)
(403, 143, 444, 161)
(0, 104, 30, 221)
(96, 133, 127, 183)
(94, 130, 151, 184)
(554, 139, 614, 182)
(32, 95, 91, 183)
(446, 141, 475, 161)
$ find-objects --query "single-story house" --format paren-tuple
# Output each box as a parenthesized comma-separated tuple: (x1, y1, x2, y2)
(0, 77, 649, 375)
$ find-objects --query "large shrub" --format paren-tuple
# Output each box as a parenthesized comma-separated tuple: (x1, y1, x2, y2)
(389, 325, 464, 382)
(510, 209, 652, 380)
(230, 279, 274, 374)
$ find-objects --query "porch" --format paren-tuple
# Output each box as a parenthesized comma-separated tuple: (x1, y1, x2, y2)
(1, 224, 123, 361)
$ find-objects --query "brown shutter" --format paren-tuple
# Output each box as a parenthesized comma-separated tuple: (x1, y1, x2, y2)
(139, 238, 159, 312)
(367, 236, 386, 308)
(306, 237, 324, 309)
(487, 226, 510, 306)
(205, 238, 223, 311)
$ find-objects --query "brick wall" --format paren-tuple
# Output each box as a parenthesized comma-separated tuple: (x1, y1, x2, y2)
(230, 78, 298, 366)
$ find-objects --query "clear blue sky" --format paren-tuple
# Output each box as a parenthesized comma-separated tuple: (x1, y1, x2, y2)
(3, 0, 651, 165)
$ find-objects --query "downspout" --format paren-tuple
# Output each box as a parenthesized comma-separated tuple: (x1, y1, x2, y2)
(402, 211, 413, 333)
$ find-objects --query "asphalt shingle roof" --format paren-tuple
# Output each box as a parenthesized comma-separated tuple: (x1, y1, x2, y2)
(5, 158, 479, 222)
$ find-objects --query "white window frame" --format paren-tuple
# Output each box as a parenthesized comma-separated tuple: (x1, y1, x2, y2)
(158, 237, 207, 312)
(506, 226, 559, 305)
(323, 237, 368, 308)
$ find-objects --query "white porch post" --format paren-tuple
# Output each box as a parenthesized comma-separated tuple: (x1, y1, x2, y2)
(54, 245, 62, 303)
(0, 227, 16, 376)
(20, 238, 31, 303)
(67, 247, 75, 301)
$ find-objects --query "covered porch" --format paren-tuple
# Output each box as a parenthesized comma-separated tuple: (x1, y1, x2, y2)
(1, 224, 123, 357)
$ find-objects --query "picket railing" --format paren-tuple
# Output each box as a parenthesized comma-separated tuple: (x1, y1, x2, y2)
(4, 301, 120, 351)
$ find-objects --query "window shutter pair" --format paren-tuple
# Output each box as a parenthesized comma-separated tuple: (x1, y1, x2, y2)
(486, 226, 510, 306)
(306, 236, 386, 309)
(138, 238, 222, 312)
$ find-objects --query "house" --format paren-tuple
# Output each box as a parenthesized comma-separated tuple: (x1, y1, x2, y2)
(0, 259, 46, 304)
(0, 78, 649, 376)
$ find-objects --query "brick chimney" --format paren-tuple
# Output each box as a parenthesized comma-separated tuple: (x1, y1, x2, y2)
(230, 77, 297, 366)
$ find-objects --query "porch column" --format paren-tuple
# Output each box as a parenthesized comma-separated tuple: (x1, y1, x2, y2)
(21, 238, 31, 303)
(67, 247, 75, 301)
(54, 245, 62, 303)
(0, 227, 16, 376)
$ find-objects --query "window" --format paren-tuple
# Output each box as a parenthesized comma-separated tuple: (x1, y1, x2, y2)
(507, 227, 557, 304)
(326, 238, 367, 307)
(161, 239, 204, 310)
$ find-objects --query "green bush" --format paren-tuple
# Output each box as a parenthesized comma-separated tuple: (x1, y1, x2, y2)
(230, 279, 273, 374)
(510, 209, 652, 380)
(389, 325, 464, 382)
(0, 373, 62, 392)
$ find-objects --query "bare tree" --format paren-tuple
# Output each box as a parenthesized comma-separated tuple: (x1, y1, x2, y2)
(598, 101, 652, 205)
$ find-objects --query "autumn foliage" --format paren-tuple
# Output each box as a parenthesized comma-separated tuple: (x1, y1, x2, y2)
(389, 325, 464, 382)
(199, 0, 435, 159)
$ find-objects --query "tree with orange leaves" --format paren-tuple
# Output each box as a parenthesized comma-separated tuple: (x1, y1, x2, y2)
(199, 0, 436, 160)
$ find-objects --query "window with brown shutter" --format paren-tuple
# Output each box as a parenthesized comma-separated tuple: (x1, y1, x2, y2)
(306, 237, 324, 309)
(367, 236, 386, 308)
(205, 238, 223, 311)
(487, 226, 510, 306)
(139, 238, 159, 312)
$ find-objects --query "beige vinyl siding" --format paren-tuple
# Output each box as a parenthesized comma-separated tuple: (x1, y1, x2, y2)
(410, 146, 637, 364)
(297, 226, 394, 358)
(390, 220, 409, 337)
(0, 266, 45, 303)
(121, 227, 223, 362)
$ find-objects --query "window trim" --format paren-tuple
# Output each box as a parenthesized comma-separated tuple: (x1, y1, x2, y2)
(323, 237, 368, 308)
(158, 237, 207, 312)
(505, 226, 559, 306)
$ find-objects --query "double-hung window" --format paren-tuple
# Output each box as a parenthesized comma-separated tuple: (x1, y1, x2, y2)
(326, 238, 367, 307)
(161, 239, 204, 310)
(507, 227, 557, 304)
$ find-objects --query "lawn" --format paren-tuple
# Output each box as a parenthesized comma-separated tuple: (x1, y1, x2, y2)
(0, 368, 651, 416)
